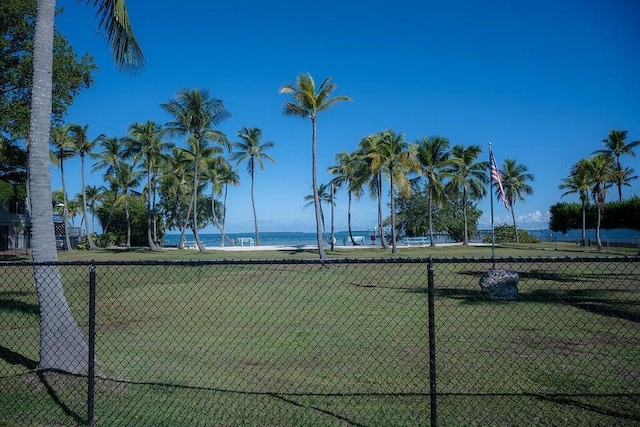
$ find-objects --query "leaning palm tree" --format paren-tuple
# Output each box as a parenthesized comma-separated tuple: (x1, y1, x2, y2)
(500, 158, 535, 243)
(69, 124, 99, 249)
(125, 120, 170, 250)
(280, 73, 351, 260)
(328, 151, 366, 246)
(161, 89, 230, 252)
(559, 159, 592, 243)
(28, 0, 143, 372)
(85, 184, 101, 235)
(446, 145, 488, 245)
(50, 124, 75, 252)
(582, 154, 615, 250)
(158, 146, 193, 249)
(368, 130, 415, 254)
(593, 129, 640, 202)
(218, 163, 240, 247)
(414, 136, 455, 247)
(92, 135, 124, 234)
(231, 127, 275, 246)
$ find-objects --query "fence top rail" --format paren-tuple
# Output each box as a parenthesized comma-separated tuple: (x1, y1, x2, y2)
(1, 255, 639, 267)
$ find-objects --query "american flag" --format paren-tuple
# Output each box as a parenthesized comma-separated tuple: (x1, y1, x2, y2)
(490, 150, 510, 210)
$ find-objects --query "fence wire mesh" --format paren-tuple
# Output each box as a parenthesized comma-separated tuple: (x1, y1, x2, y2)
(1, 257, 639, 426)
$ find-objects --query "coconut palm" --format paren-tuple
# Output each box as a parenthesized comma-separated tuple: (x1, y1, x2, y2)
(500, 159, 535, 243)
(85, 184, 101, 234)
(201, 157, 237, 246)
(328, 151, 366, 246)
(231, 127, 275, 246)
(28, 0, 143, 372)
(106, 159, 143, 247)
(367, 130, 415, 254)
(50, 124, 75, 252)
(162, 89, 230, 252)
(356, 134, 389, 249)
(446, 145, 488, 245)
(414, 136, 455, 247)
(280, 73, 351, 260)
(158, 146, 193, 248)
(582, 154, 615, 250)
(304, 183, 334, 241)
(559, 159, 591, 243)
(69, 124, 99, 249)
(125, 121, 170, 250)
(593, 129, 640, 202)
(92, 135, 124, 234)
(218, 163, 240, 247)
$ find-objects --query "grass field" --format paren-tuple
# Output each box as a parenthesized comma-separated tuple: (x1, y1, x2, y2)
(1, 246, 639, 425)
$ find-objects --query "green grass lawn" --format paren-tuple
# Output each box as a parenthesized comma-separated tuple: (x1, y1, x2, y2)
(1, 248, 639, 425)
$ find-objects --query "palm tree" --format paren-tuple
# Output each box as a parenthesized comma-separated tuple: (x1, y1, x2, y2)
(447, 145, 488, 245)
(559, 159, 591, 243)
(304, 183, 334, 241)
(28, 0, 143, 372)
(231, 127, 275, 246)
(69, 124, 98, 249)
(158, 146, 193, 248)
(500, 159, 534, 243)
(125, 120, 170, 250)
(92, 135, 123, 234)
(106, 159, 143, 247)
(414, 136, 455, 247)
(328, 151, 366, 246)
(218, 163, 239, 247)
(50, 124, 75, 252)
(356, 134, 389, 249)
(368, 130, 415, 254)
(201, 157, 237, 246)
(593, 129, 640, 202)
(162, 89, 230, 252)
(582, 154, 615, 250)
(280, 73, 351, 260)
(85, 184, 101, 235)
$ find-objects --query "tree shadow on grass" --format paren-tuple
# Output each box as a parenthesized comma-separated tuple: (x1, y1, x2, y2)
(0, 291, 39, 315)
(0, 345, 85, 425)
(426, 287, 639, 323)
(534, 394, 640, 423)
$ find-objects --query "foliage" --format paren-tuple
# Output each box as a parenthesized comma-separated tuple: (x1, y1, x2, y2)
(0, 137, 27, 205)
(94, 195, 164, 246)
(549, 198, 640, 232)
(435, 190, 483, 242)
(0, 0, 96, 138)
(485, 224, 539, 243)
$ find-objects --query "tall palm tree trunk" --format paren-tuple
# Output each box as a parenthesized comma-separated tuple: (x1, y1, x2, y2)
(511, 206, 519, 243)
(60, 158, 72, 251)
(29, 0, 87, 373)
(80, 155, 97, 249)
(389, 170, 397, 254)
(311, 118, 327, 259)
(250, 167, 260, 246)
(146, 172, 157, 249)
(192, 142, 204, 252)
(330, 182, 335, 251)
(580, 199, 586, 241)
(462, 188, 469, 245)
(347, 190, 358, 245)
(428, 187, 435, 247)
(595, 206, 603, 250)
(125, 197, 131, 247)
(377, 178, 388, 249)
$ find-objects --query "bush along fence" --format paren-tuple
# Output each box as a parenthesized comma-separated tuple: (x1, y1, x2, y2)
(1, 257, 639, 426)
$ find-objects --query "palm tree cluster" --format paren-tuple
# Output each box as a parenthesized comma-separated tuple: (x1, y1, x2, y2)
(560, 129, 638, 250)
(49, 90, 275, 252)
(320, 130, 534, 254)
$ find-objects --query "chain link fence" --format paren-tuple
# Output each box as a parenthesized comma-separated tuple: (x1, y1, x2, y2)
(1, 257, 639, 426)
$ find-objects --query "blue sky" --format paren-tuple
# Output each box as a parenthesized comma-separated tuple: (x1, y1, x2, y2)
(52, 0, 640, 234)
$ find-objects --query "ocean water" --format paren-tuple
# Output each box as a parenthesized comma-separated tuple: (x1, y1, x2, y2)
(162, 231, 372, 247)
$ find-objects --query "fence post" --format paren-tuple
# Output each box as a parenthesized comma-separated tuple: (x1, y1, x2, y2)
(87, 261, 96, 427)
(428, 257, 437, 427)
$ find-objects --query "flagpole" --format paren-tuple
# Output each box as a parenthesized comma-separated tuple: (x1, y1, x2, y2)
(489, 142, 496, 269)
